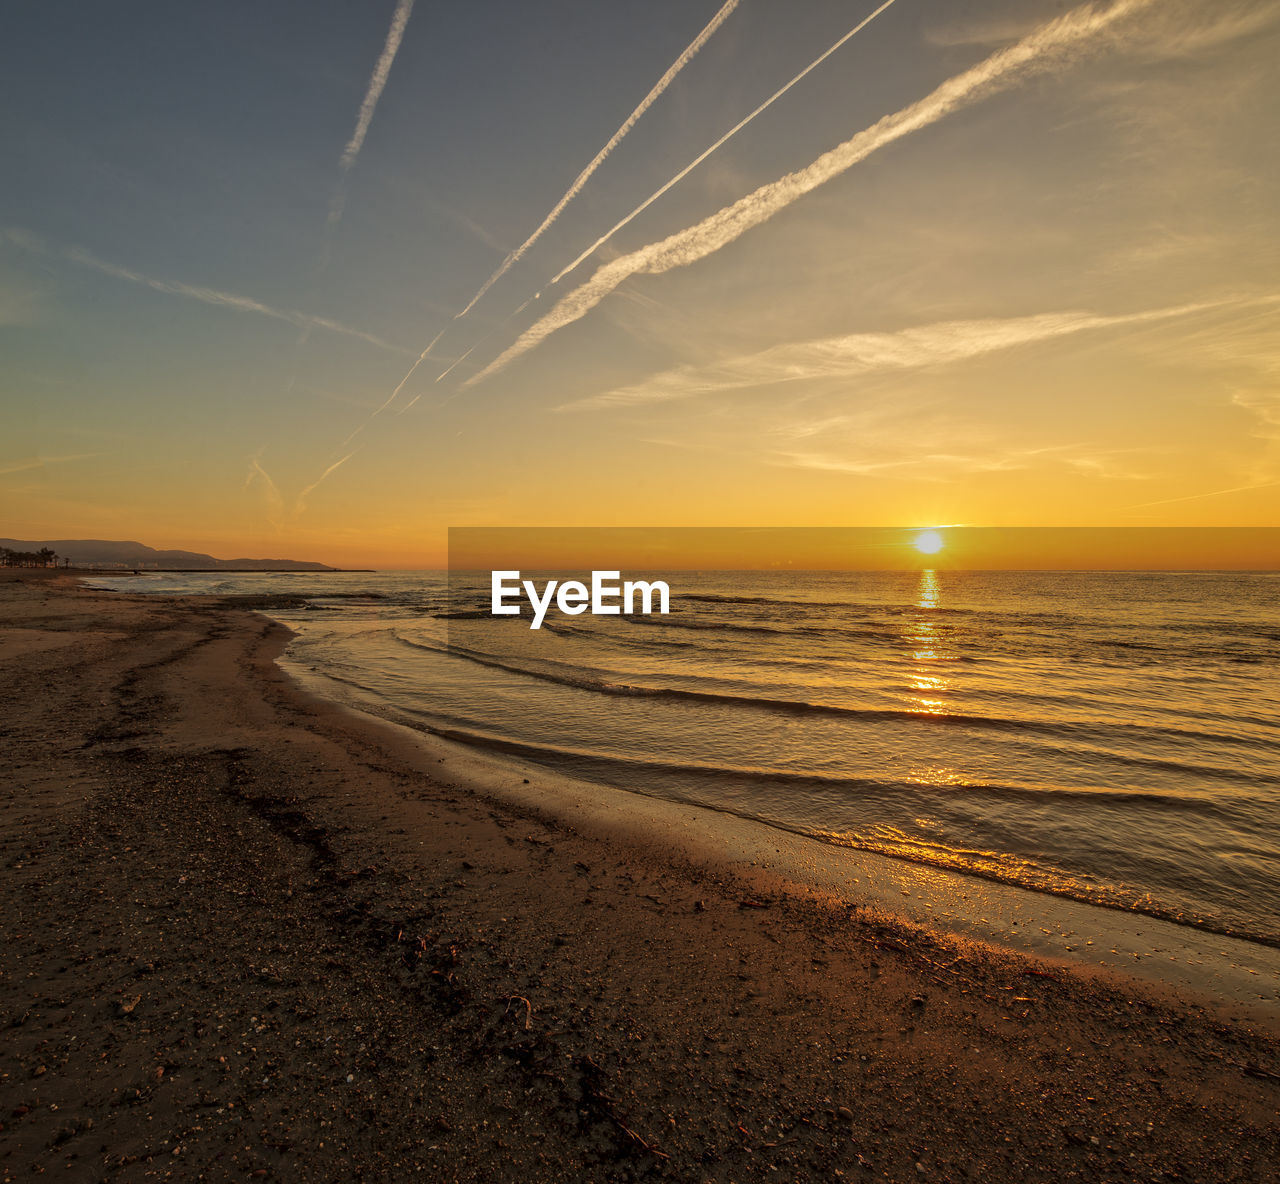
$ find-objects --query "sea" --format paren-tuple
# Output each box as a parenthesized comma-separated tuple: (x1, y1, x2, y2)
(85, 568, 1280, 951)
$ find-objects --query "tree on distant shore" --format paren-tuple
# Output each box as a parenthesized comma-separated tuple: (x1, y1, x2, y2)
(0, 546, 60, 568)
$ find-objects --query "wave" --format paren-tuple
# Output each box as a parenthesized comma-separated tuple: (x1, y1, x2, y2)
(680, 592, 858, 610)
(625, 614, 800, 637)
(409, 722, 1277, 948)
(394, 634, 1273, 772)
(621, 612, 990, 657)
(309, 591, 388, 600)
(421, 723, 1235, 812)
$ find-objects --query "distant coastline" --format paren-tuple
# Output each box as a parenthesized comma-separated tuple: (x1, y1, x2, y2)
(0, 536, 341, 572)
(67, 566, 376, 573)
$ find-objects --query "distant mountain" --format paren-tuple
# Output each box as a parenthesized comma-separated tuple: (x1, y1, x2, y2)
(1, 538, 336, 571)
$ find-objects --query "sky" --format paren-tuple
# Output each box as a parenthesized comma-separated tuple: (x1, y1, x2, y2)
(3, 0, 1278, 568)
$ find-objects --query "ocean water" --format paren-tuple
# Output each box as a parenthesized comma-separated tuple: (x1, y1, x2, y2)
(88, 569, 1280, 948)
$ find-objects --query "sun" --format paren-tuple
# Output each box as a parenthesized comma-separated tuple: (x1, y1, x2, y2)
(913, 530, 944, 555)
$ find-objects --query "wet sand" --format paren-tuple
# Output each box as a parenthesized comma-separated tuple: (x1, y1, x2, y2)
(2, 568, 1278, 1182)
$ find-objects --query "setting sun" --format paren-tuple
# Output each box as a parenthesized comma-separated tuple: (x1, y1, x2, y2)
(914, 530, 945, 555)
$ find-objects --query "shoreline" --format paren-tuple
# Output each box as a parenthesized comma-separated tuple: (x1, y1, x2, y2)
(2, 568, 1278, 1181)
(280, 654, 1280, 1014)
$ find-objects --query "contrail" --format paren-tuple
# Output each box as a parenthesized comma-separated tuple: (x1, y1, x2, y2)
(246, 450, 358, 527)
(296, 451, 357, 514)
(0, 228, 404, 351)
(288, 1, 415, 389)
(466, 0, 1155, 389)
(422, 306, 532, 403)
(453, 0, 739, 319)
(335, 327, 447, 448)
(386, 343, 479, 420)
(434, 346, 477, 384)
(374, 293, 527, 427)
(1126, 480, 1280, 510)
(379, 329, 446, 413)
(66, 248, 403, 349)
(341, 0, 415, 174)
(245, 454, 286, 530)
(551, 0, 901, 285)
(324, 0, 415, 248)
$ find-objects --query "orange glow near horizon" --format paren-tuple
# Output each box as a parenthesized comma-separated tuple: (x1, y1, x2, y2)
(443, 527, 1280, 574)
(6, 6, 1279, 566)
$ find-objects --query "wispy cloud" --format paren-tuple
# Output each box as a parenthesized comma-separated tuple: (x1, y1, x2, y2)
(453, 0, 740, 320)
(466, 0, 1157, 389)
(928, 0, 1276, 55)
(1122, 0, 1279, 59)
(645, 398, 1154, 483)
(762, 399, 1159, 481)
(3, 227, 404, 351)
(776, 440, 1153, 480)
(774, 444, 1029, 478)
(0, 452, 104, 477)
(550, 0, 902, 286)
(1233, 388, 1280, 435)
(924, 14, 1049, 50)
(1139, 295, 1280, 482)
(559, 301, 1222, 411)
(0, 268, 51, 327)
(450, 211, 510, 257)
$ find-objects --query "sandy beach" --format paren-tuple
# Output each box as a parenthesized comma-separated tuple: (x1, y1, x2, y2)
(2, 569, 1278, 1183)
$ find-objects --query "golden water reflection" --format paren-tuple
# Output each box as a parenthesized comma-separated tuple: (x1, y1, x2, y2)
(905, 570, 960, 789)
(906, 569, 949, 714)
(916, 568, 940, 611)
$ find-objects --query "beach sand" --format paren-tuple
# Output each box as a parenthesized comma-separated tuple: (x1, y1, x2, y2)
(2, 569, 1277, 1182)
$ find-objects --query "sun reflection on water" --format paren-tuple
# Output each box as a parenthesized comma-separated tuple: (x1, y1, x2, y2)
(906, 569, 948, 712)
(905, 569, 962, 790)
(916, 567, 940, 611)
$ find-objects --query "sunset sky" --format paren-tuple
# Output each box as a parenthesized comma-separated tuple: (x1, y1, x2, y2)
(3, 0, 1278, 568)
